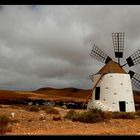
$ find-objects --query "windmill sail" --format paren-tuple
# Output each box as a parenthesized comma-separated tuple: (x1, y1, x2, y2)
(112, 32, 125, 64)
(112, 32, 124, 58)
(90, 44, 112, 64)
(89, 74, 94, 82)
(87, 32, 138, 112)
(128, 70, 140, 89)
(125, 49, 140, 67)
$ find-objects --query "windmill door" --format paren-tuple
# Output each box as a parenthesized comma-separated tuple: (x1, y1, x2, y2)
(119, 101, 126, 112)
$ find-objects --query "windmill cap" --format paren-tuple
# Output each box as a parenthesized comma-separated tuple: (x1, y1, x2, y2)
(96, 60, 127, 74)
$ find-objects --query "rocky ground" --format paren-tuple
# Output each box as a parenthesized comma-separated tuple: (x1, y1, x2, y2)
(1, 105, 140, 135)
(0, 88, 140, 135)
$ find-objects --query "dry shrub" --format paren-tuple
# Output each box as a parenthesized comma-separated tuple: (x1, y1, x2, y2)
(102, 111, 112, 119)
(112, 112, 135, 119)
(135, 110, 140, 117)
(52, 115, 61, 121)
(64, 109, 80, 121)
(64, 109, 109, 123)
(64, 109, 136, 123)
(0, 115, 11, 134)
(39, 106, 48, 110)
(45, 106, 59, 114)
(10, 119, 19, 124)
(26, 106, 39, 112)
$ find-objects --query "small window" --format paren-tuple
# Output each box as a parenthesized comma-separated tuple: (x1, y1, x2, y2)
(95, 87, 100, 100)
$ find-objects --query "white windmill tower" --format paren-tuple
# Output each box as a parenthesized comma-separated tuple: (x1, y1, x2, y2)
(87, 32, 140, 112)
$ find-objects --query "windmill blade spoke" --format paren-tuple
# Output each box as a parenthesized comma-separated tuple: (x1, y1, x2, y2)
(90, 44, 112, 64)
(112, 32, 125, 58)
(128, 70, 140, 89)
(126, 49, 140, 67)
(89, 74, 94, 82)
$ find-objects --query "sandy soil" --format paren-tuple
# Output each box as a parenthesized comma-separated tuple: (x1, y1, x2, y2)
(1, 105, 140, 135)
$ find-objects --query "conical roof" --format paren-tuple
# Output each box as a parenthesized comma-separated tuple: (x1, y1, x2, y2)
(96, 60, 126, 74)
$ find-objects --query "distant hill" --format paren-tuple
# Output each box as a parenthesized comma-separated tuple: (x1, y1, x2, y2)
(0, 87, 140, 109)
(36, 87, 88, 92)
(34, 87, 90, 102)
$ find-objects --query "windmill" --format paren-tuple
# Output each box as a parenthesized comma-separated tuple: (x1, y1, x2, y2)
(86, 32, 140, 112)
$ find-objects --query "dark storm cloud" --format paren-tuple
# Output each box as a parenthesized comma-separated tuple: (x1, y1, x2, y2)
(0, 5, 139, 90)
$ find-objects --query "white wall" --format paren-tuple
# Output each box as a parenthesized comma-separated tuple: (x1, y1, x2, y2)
(88, 73, 135, 112)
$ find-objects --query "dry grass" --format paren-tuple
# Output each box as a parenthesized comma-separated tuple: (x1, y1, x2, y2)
(1, 105, 140, 135)
(0, 88, 140, 135)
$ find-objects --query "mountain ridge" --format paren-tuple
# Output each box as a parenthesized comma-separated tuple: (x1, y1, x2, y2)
(0, 87, 139, 109)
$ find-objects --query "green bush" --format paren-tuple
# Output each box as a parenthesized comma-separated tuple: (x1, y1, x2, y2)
(64, 109, 80, 121)
(78, 111, 103, 123)
(45, 106, 59, 114)
(112, 112, 135, 119)
(0, 115, 11, 134)
(64, 109, 108, 123)
(0, 115, 9, 126)
(65, 109, 136, 123)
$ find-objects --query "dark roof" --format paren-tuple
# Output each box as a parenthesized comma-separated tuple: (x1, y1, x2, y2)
(96, 60, 127, 74)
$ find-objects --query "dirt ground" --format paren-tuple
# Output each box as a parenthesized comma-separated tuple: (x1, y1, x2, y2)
(0, 105, 140, 135)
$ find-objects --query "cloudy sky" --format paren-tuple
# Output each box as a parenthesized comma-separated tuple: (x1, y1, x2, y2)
(0, 5, 139, 91)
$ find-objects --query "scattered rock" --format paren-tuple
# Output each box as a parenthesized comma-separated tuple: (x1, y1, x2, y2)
(28, 119, 32, 122)
(1, 105, 10, 108)
(39, 114, 46, 121)
(28, 102, 33, 106)
(11, 112, 15, 117)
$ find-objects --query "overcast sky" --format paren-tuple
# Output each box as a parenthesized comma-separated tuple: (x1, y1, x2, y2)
(0, 5, 139, 91)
